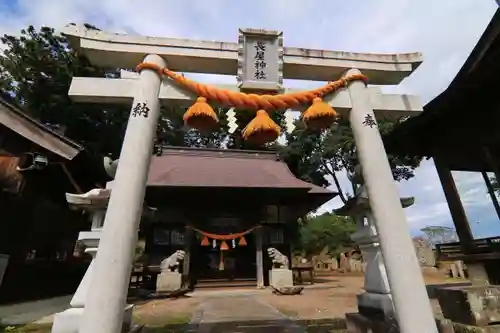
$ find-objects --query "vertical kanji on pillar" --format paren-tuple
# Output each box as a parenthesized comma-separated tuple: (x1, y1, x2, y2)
(79, 54, 166, 333)
(346, 68, 438, 333)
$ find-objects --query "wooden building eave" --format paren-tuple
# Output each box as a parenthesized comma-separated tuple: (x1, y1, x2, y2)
(383, 8, 500, 172)
(0, 98, 113, 195)
(0, 98, 83, 160)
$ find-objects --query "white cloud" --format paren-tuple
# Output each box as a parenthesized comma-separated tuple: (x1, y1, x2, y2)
(0, 0, 499, 234)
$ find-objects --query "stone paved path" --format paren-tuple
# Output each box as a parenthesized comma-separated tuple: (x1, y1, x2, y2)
(0, 295, 71, 325)
(186, 295, 305, 333)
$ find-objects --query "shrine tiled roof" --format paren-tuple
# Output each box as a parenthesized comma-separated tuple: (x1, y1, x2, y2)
(147, 146, 334, 193)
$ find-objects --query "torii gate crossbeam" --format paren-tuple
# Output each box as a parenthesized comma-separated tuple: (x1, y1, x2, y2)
(60, 25, 438, 333)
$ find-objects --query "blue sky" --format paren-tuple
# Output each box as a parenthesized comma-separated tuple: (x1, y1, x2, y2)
(0, 0, 499, 237)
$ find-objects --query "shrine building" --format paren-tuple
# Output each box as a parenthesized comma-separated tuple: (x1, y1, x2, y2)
(140, 146, 336, 288)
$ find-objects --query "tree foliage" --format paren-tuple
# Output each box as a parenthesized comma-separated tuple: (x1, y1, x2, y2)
(293, 213, 356, 257)
(420, 225, 458, 248)
(0, 25, 281, 158)
(0, 24, 130, 157)
(491, 176, 500, 195)
(1, 25, 421, 208)
(280, 117, 422, 203)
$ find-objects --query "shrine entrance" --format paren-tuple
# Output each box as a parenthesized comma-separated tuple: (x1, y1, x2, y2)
(192, 229, 257, 284)
(139, 147, 330, 289)
(62, 25, 439, 333)
(191, 216, 257, 284)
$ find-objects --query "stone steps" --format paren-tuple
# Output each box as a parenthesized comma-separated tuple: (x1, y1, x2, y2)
(195, 278, 257, 289)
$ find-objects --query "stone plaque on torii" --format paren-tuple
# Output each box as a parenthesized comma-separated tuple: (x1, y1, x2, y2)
(60, 25, 438, 333)
(236, 28, 284, 92)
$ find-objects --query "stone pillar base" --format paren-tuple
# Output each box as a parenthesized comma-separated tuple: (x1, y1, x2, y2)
(467, 262, 490, 285)
(156, 271, 182, 293)
(436, 285, 500, 326)
(357, 292, 394, 317)
(269, 268, 293, 288)
(345, 313, 399, 333)
(346, 313, 454, 333)
(51, 304, 133, 333)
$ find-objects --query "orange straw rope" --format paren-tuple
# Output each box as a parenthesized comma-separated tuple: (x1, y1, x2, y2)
(185, 225, 261, 241)
(136, 62, 368, 111)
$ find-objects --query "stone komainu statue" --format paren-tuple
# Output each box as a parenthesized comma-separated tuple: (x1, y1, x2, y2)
(267, 247, 289, 269)
(160, 250, 185, 273)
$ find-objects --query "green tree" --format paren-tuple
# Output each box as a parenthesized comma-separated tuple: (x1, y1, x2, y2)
(294, 212, 356, 257)
(280, 116, 421, 204)
(420, 225, 458, 248)
(491, 176, 500, 195)
(0, 25, 130, 157)
(0, 25, 283, 156)
(1, 24, 418, 195)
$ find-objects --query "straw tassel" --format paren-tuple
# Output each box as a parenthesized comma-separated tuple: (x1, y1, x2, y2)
(220, 240, 229, 251)
(302, 97, 338, 130)
(183, 97, 219, 133)
(201, 236, 210, 246)
(219, 251, 225, 271)
(242, 110, 281, 145)
(239, 236, 247, 246)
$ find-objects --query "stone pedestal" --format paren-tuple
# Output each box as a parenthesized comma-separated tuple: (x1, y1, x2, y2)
(52, 226, 136, 333)
(52, 304, 134, 333)
(350, 213, 394, 317)
(357, 293, 394, 317)
(346, 314, 456, 333)
(156, 271, 182, 293)
(52, 229, 102, 333)
(269, 268, 293, 287)
(69, 230, 100, 307)
(437, 285, 500, 326)
(346, 313, 399, 333)
(467, 262, 490, 285)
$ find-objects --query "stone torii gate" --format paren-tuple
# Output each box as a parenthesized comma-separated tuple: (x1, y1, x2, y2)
(62, 25, 437, 333)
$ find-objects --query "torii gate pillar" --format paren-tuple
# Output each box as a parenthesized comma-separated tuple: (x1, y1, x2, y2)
(346, 68, 437, 333)
(79, 54, 166, 333)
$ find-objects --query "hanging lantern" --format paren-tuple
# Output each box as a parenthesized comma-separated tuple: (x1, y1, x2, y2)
(183, 97, 219, 133)
(302, 97, 338, 131)
(239, 236, 247, 246)
(201, 236, 210, 246)
(242, 110, 280, 145)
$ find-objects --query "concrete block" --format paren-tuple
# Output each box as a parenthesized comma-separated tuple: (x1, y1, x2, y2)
(346, 313, 455, 333)
(345, 312, 399, 333)
(156, 271, 182, 293)
(436, 285, 500, 326)
(51, 305, 133, 333)
(269, 268, 293, 287)
(357, 292, 394, 317)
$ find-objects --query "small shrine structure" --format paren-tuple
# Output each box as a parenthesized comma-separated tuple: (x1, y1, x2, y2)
(61, 25, 437, 333)
(143, 146, 335, 288)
